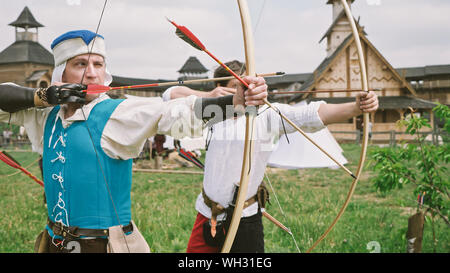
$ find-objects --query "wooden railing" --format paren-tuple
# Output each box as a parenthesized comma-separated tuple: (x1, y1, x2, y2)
(331, 130, 448, 146)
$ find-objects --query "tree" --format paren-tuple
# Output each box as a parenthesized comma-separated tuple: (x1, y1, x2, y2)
(369, 104, 449, 252)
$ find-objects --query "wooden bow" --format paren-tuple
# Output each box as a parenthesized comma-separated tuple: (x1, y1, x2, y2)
(221, 0, 257, 253)
(306, 0, 370, 252)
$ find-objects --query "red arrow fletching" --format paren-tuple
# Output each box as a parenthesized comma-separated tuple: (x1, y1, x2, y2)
(0, 151, 21, 168)
(167, 18, 250, 90)
(0, 151, 44, 187)
(167, 18, 206, 51)
(84, 84, 111, 94)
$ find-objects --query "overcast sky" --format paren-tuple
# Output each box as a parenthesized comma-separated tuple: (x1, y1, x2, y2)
(1, 0, 449, 80)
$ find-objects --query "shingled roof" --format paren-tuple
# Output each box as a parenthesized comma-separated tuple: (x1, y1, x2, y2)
(396, 65, 450, 80)
(326, 0, 354, 4)
(178, 56, 208, 74)
(9, 6, 44, 28)
(264, 73, 312, 86)
(0, 40, 54, 65)
(25, 70, 49, 82)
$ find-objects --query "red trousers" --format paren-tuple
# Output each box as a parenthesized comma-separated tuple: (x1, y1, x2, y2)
(186, 213, 219, 253)
(186, 211, 264, 253)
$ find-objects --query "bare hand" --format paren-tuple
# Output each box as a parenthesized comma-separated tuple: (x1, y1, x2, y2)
(208, 86, 236, 98)
(233, 76, 268, 108)
(356, 91, 378, 113)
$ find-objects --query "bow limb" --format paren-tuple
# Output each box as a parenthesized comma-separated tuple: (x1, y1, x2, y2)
(221, 0, 256, 253)
(306, 0, 370, 253)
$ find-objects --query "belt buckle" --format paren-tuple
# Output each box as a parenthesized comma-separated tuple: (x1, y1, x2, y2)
(63, 226, 80, 240)
(52, 222, 79, 240)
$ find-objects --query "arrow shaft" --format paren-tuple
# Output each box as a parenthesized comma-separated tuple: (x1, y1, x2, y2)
(203, 48, 251, 89)
(262, 211, 291, 234)
(16, 166, 44, 187)
(85, 72, 282, 94)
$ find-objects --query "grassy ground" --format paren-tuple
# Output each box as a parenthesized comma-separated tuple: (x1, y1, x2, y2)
(0, 144, 448, 253)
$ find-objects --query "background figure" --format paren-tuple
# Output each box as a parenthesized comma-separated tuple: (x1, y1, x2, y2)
(2, 129, 12, 147)
(153, 134, 166, 157)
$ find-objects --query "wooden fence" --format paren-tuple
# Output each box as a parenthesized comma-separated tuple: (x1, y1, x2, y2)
(1, 130, 448, 150)
(331, 129, 448, 146)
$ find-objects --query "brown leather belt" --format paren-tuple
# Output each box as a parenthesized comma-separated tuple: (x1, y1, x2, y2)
(47, 218, 133, 239)
(202, 188, 258, 220)
(202, 187, 258, 238)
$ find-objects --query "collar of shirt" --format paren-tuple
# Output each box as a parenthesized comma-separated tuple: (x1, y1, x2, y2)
(57, 94, 109, 128)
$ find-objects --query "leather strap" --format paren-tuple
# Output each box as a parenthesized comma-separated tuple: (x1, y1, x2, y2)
(202, 188, 258, 221)
(202, 187, 258, 238)
(48, 218, 133, 239)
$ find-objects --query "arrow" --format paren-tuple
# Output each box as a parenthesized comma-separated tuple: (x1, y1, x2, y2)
(168, 18, 356, 179)
(177, 148, 204, 169)
(262, 211, 292, 234)
(168, 18, 253, 90)
(83, 72, 284, 94)
(0, 151, 44, 187)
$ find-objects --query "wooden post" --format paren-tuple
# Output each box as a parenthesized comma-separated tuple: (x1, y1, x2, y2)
(394, 130, 398, 147)
(430, 110, 437, 145)
(390, 130, 396, 147)
(346, 46, 351, 97)
(154, 156, 163, 169)
(148, 140, 153, 162)
(406, 212, 425, 253)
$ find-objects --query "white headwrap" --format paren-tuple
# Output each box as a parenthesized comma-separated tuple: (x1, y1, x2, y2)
(50, 30, 112, 85)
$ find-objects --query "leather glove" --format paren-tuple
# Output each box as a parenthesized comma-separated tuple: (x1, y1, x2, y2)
(35, 84, 87, 107)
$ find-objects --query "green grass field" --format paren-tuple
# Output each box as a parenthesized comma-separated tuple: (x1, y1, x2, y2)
(0, 144, 448, 253)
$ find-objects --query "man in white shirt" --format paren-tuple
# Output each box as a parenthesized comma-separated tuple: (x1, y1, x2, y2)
(2, 129, 13, 146)
(162, 60, 379, 253)
(0, 31, 268, 253)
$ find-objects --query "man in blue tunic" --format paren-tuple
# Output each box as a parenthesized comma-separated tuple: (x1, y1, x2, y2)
(0, 30, 268, 253)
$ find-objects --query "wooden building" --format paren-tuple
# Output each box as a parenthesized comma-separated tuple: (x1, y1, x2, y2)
(398, 65, 450, 105)
(267, 0, 444, 143)
(177, 56, 208, 81)
(1, 4, 447, 144)
(0, 7, 54, 88)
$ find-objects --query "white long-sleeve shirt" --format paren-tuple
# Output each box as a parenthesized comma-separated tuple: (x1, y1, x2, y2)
(0, 83, 203, 159)
(162, 88, 326, 220)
